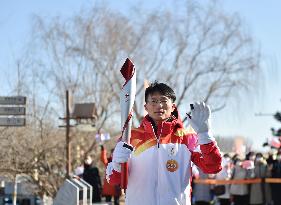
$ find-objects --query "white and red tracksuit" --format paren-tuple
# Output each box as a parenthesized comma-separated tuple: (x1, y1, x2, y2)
(107, 112, 222, 205)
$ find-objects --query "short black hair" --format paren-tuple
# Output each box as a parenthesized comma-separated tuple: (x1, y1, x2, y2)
(246, 151, 255, 160)
(145, 81, 176, 103)
(256, 152, 263, 158)
(223, 153, 230, 158)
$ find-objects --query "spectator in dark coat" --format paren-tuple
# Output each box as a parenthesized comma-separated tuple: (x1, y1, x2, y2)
(83, 155, 102, 203)
(271, 152, 281, 205)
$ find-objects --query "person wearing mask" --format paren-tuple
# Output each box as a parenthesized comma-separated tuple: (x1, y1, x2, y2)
(246, 151, 256, 204)
(215, 153, 232, 205)
(229, 157, 250, 205)
(249, 153, 272, 205)
(106, 82, 222, 205)
(82, 155, 102, 203)
(271, 151, 281, 204)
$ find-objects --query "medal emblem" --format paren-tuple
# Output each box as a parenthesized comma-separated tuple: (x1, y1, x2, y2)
(166, 159, 179, 172)
(167, 144, 178, 157)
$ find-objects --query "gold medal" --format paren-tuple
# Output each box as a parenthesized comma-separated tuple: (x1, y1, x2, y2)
(166, 159, 179, 172)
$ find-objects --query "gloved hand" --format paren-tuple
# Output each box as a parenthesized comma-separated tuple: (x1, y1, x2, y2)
(111, 141, 133, 172)
(188, 102, 210, 133)
(187, 102, 214, 144)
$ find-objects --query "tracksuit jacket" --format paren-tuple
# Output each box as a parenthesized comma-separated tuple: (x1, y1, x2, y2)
(107, 111, 222, 205)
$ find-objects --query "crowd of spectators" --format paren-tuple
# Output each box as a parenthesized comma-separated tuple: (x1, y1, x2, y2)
(192, 148, 281, 205)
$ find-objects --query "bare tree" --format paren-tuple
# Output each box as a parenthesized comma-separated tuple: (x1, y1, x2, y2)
(0, 118, 66, 197)
(29, 1, 259, 124)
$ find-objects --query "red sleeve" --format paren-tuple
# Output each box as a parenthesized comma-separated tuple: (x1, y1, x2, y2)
(108, 170, 121, 185)
(100, 149, 108, 166)
(191, 142, 222, 174)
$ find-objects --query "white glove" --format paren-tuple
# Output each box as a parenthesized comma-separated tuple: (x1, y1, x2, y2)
(188, 102, 214, 144)
(111, 141, 133, 172)
(106, 162, 120, 182)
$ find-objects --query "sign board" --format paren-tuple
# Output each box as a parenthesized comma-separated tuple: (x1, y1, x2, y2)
(0, 107, 25, 115)
(0, 117, 25, 126)
(0, 96, 26, 105)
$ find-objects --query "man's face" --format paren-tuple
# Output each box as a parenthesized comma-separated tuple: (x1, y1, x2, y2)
(144, 92, 175, 122)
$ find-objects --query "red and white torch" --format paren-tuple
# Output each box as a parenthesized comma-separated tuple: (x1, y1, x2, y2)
(120, 58, 136, 190)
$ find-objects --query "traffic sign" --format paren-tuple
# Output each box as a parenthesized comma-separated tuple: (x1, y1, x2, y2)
(0, 96, 26, 105)
(0, 107, 25, 115)
(0, 117, 25, 126)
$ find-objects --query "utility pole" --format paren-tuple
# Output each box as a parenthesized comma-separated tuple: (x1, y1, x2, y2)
(59, 90, 72, 178)
(59, 91, 97, 178)
(66, 90, 71, 178)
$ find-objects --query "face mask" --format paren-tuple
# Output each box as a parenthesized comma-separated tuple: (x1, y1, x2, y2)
(85, 158, 92, 165)
(255, 157, 262, 162)
(249, 156, 255, 161)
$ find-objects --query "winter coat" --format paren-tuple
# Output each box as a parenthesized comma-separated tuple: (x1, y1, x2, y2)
(107, 110, 222, 205)
(193, 168, 213, 202)
(215, 162, 232, 199)
(230, 165, 249, 196)
(249, 161, 272, 204)
(83, 163, 102, 202)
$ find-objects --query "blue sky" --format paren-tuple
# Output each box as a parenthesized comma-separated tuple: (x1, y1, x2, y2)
(1, 0, 280, 150)
(213, 1, 281, 151)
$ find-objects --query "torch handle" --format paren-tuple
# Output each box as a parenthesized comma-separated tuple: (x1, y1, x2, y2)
(121, 162, 128, 190)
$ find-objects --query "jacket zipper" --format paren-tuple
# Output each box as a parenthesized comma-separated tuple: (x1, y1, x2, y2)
(150, 122, 159, 148)
(150, 121, 164, 205)
(157, 125, 163, 148)
(151, 122, 163, 148)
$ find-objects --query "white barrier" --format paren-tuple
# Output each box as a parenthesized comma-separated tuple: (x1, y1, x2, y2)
(53, 177, 93, 205)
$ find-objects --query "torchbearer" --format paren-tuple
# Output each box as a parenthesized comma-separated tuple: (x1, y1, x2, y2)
(106, 67, 222, 204)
